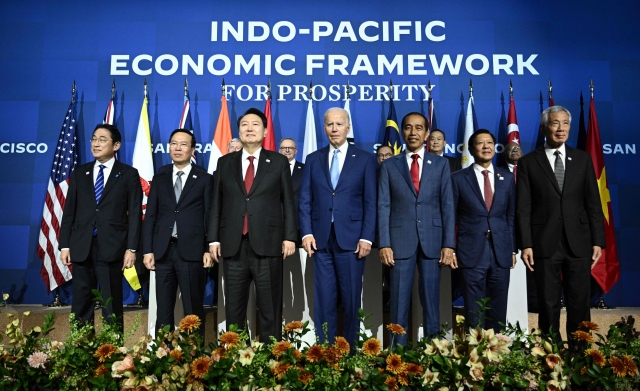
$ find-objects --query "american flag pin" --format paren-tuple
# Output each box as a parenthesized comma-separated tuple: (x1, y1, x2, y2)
(266, 159, 271, 163)
(86, 171, 90, 175)
(352, 154, 356, 157)
(427, 160, 432, 164)
(499, 177, 504, 180)
(568, 157, 572, 161)
(193, 175, 197, 178)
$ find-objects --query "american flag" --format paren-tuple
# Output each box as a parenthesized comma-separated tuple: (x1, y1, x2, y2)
(103, 94, 116, 158)
(179, 94, 196, 164)
(37, 100, 78, 293)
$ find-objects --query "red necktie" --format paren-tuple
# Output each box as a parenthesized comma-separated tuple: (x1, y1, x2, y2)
(482, 169, 493, 211)
(410, 154, 420, 194)
(513, 165, 517, 183)
(242, 156, 255, 235)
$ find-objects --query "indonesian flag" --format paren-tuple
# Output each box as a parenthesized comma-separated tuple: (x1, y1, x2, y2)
(128, 95, 154, 291)
(506, 97, 521, 145)
(262, 95, 276, 151)
(207, 95, 232, 174)
(586, 96, 620, 293)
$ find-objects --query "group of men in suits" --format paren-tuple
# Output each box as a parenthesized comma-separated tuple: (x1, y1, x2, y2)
(59, 104, 604, 347)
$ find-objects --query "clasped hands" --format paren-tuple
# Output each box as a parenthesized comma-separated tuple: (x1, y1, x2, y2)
(379, 247, 454, 267)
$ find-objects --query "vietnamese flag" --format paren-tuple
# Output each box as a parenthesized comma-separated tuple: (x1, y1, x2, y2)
(586, 96, 620, 293)
(262, 94, 276, 151)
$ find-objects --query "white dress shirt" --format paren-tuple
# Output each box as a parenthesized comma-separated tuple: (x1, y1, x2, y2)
(289, 158, 296, 175)
(544, 143, 566, 172)
(507, 163, 515, 173)
(473, 163, 495, 202)
(328, 142, 348, 172)
(94, 157, 116, 186)
(172, 163, 192, 189)
(405, 147, 425, 180)
(242, 148, 261, 179)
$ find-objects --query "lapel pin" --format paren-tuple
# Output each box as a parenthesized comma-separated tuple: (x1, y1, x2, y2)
(193, 175, 197, 179)
(85, 171, 90, 175)
(427, 160, 432, 164)
(568, 157, 572, 161)
(115, 172, 121, 179)
(352, 154, 356, 157)
(499, 176, 504, 181)
(266, 159, 271, 163)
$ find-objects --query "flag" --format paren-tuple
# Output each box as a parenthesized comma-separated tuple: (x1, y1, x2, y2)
(37, 99, 78, 293)
(103, 92, 116, 158)
(262, 95, 276, 151)
(586, 96, 620, 293)
(461, 95, 478, 168)
(427, 90, 437, 152)
(535, 92, 555, 148)
(506, 96, 521, 145)
(179, 94, 197, 164)
(576, 92, 587, 151)
(302, 98, 317, 162)
(344, 97, 355, 144)
(207, 95, 232, 174)
(382, 98, 402, 155)
(128, 96, 154, 291)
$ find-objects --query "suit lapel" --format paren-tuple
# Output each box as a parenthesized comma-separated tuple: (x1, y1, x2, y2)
(247, 150, 270, 196)
(319, 147, 332, 189)
(85, 163, 97, 203)
(177, 166, 198, 205)
(562, 146, 576, 193)
(163, 170, 177, 206)
(534, 148, 561, 194)
(233, 153, 246, 195)
(464, 166, 486, 209)
(491, 170, 506, 214)
(336, 144, 357, 189)
(418, 153, 434, 200)
(393, 154, 416, 197)
(98, 160, 121, 204)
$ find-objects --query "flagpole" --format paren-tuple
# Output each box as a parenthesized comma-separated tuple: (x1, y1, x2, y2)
(111, 80, 116, 100)
(390, 78, 394, 101)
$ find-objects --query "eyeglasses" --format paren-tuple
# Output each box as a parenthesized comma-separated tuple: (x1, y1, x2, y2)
(279, 146, 296, 151)
(506, 147, 522, 152)
(91, 137, 112, 145)
(170, 141, 191, 149)
(377, 153, 393, 159)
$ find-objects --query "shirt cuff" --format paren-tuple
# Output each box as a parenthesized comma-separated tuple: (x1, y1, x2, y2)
(302, 235, 313, 241)
(209, 242, 220, 246)
(359, 239, 372, 245)
(61, 248, 69, 251)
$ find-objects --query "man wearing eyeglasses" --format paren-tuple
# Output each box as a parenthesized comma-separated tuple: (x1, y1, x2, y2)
(142, 129, 214, 336)
(503, 142, 523, 181)
(59, 124, 142, 331)
(279, 138, 304, 210)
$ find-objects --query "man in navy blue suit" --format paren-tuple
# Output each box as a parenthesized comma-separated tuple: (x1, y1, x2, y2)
(299, 107, 377, 349)
(451, 129, 516, 332)
(378, 112, 455, 345)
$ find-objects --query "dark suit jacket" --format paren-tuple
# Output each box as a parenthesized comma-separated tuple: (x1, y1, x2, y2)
(291, 160, 304, 209)
(444, 155, 462, 173)
(452, 166, 516, 268)
(208, 149, 297, 258)
(516, 146, 606, 258)
(377, 152, 455, 259)
(299, 144, 377, 251)
(59, 159, 142, 263)
(143, 164, 213, 261)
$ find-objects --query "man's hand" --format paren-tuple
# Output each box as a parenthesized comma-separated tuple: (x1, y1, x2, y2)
(122, 250, 136, 271)
(355, 240, 371, 259)
(302, 236, 317, 257)
(209, 244, 221, 263)
(379, 247, 394, 266)
(591, 246, 602, 269)
(60, 249, 71, 266)
(522, 248, 534, 272)
(450, 253, 458, 269)
(511, 253, 517, 269)
(203, 252, 214, 268)
(143, 253, 155, 270)
(439, 248, 453, 266)
(282, 240, 295, 259)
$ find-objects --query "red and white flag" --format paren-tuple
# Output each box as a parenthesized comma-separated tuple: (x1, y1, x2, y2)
(262, 94, 276, 151)
(506, 96, 521, 145)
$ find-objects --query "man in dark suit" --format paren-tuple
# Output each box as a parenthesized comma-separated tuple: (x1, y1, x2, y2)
(60, 124, 142, 330)
(278, 138, 304, 209)
(517, 106, 605, 339)
(143, 129, 213, 336)
(451, 129, 516, 332)
(376, 145, 394, 166)
(299, 107, 377, 349)
(378, 112, 455, 345)
(209, 108, 297, 342)
(429, 129, 462, 173)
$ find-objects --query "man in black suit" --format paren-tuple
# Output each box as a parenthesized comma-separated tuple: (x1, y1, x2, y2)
(517, 106, 605, 339)
(143, 129, 213, 336)
(278, 138, 304, 209)
(209, 108, 297, 342)
(60, 124, 142, 330)
(429, 129, 462, 173)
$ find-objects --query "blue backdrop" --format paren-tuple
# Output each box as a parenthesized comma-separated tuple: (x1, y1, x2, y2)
(1, 0, 638, 306)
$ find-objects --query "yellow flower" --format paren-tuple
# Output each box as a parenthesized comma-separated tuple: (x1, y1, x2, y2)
(584, 349, 606, 367)
(284, 321, 305, 333)
(386, 354, 405, 375)
(190, 356, 212, 379)
(94, 344, 118, 363)
(298, 370, 313, 385)
(610, 356, 626, 377)
(305, 345, 323, 363)
(623, 355, 638, 376)
(577, 321, 599, 332)
(219, 331, 240, 347)
(362, 338, 382, 357)
(272, 341, 293, 358)
(178, 314, 201, 333)
(571, 330, 594, 343)
(384, 376, 398, 391)
(386, 323, 406, 335)
(334, 336, 351, 355)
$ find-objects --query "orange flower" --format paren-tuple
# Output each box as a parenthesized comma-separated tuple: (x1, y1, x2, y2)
(580, 366, 588, 375)
(362, 338, 382, 357)
(334, 336, 351, 355)
(219, 331, 240, 348)
(305, 345, 323, 363)
(284, 321, 305, 333)
(623, 355, 638, 376)
(610, 356, 627, 377)
(323, 347, 342, 364)
(384, 376, 398, 391)
(405, 363, 423, 376)
(545, 354, 562, 370)
(578, 321, 599, 332)
(272, 341, 293, 358)
(298, 370, 313, 384)
(94, 344, 117, 363)
(190, 356, 212, 379)
(584, 349, 606, 367)
(292, 349, 303, 360)
(571, 330, 594, 343)
(386, 354, 405, 375)
(211, 347, 225, 362)
(378, 368, 385, 374)
(397, 372, 409, 386)
(386, 324, 406, 335)
(179, 314, 201, 333)
(170, 349, 184, 362)
(271, 361, 292, 379)
(94, 365, 108, 377)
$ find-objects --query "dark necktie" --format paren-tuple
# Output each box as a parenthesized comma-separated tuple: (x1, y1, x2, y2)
(513, 165, 517, 183)
(242, 156, 255, 235)
(410, 154, 420, 194)
(482, 169, 493, 211)
(554, 151, 564, 191)
(172, 171, 184, 237)
(93, 164, 106, 236)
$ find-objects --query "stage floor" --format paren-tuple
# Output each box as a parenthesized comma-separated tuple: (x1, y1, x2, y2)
(1, 304, 636, 345)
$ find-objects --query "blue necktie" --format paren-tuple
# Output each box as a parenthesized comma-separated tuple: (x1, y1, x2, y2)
(93, 164, 106, 236)
(330, 149, 340, 189)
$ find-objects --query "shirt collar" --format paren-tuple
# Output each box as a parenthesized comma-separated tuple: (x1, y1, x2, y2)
(242, 147, 262, 161)
(544, 142, 566, 156)
(405, 146, 425, 159)
(507, 162, 516, 170)
(474, 163, 494, 174)
(173, 163, 192, 177)
(94, 157, 115, 170)
(329, 142, 349, 155)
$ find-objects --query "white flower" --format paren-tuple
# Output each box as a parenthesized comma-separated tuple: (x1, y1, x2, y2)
(251, 340, 264, 351)
(238, 348, 255, 366)
(422, 368, 440, 386)
(27, 352, 48, 369)
(118, 347, 128, 354)
(155, 347, 167, 359)
(140, 355, 151, 363)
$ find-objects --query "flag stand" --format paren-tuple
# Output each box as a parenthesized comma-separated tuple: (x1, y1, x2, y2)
(127, 289, 147, 308)
(593, 293, 613, 309)
(44, 288, 67, 307)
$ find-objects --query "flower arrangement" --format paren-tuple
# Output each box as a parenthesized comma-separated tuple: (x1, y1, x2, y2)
(1, 293, 639, 391)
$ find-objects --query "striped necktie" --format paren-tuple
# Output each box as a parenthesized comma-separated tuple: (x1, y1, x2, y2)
(554, 151, 565, 191)
(93, 164, 106, 236)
